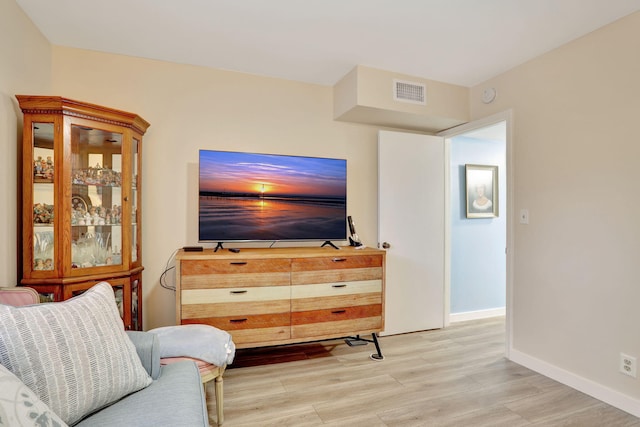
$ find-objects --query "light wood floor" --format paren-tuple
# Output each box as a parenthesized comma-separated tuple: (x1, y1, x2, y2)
(206, 317, 639, 426)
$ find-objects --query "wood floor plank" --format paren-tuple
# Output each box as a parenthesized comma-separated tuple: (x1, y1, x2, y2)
(528, 402, 640, 427)
(504, 386, 606, 423)
(435, 404, 531, 427)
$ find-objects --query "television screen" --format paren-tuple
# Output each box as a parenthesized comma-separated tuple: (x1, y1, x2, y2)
(199, 150, 347, 243)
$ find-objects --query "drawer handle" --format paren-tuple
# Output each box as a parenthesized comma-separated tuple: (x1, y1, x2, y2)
(332, 284, 347, 288)
(332, 258, 347, 262)
(230, 290, 248, 294)
(331, 310, 346, 314)
(230, 318, 248, 323)
(230, 262, 248, 265)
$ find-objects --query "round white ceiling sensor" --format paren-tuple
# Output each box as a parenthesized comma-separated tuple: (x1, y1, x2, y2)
(482, 87, 497, 104)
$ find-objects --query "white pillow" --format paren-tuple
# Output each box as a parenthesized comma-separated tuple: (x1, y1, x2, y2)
(0, 282, 152, 425)
(0, 363, 68, 427)
(149, 324, 236, 366)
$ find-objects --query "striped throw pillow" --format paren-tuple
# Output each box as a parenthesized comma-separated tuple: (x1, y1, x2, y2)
(0, 282, 152, 425)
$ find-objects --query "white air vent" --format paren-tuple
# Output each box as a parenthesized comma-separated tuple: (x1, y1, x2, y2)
(393, 79, 426, 105)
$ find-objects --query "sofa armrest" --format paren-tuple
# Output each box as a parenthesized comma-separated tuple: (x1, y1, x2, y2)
(126, 331, 161, 380)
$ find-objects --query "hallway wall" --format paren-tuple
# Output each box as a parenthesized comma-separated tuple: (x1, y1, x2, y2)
(450, 131, 506, 315)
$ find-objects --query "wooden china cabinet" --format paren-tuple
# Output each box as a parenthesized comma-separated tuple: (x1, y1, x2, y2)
(16, 95, 149, 330)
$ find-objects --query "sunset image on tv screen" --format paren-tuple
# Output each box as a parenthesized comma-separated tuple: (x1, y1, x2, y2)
(199, 150, 347, 242)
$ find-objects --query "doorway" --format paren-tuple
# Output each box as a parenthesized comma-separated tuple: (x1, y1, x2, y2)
(448, 123, 506, 320)
(439, 111, 512, 357)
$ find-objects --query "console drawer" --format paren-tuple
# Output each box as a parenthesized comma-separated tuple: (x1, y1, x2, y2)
(182, 312, 291, 345)
(180, 258, 291, 289)
(291, 267, 382, 286)
(290, 280, 382, 311)
(291, 308, 382, 339)
(291, 305, 382, 325)
(182, 258, 291, 275)
(291, 255, 382, 271)
(181, 285, 290, 305)
(181, 299, 291, 319)
(291, 256, 383, 285)
(291, 255, 383, 286)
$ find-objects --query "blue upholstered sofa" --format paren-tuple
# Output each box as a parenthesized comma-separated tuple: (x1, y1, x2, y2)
(0, 284, 211, 427)
(75, 331, 209, 426)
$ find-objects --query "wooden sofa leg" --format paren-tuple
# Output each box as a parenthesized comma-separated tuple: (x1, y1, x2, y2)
(215, 374, 224, 425)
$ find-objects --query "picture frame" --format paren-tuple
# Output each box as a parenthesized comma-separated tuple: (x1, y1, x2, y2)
(465, 164, 498, 218)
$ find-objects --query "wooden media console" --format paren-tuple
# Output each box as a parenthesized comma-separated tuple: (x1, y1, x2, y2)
(175, 246, 386, 358)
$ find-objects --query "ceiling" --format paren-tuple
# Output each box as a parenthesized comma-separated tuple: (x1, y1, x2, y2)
(16, 0, 640, 87)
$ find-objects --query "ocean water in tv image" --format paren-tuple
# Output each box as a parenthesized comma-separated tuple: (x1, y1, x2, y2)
(198, 150, 347, 241)
(199, 196, 346, 241)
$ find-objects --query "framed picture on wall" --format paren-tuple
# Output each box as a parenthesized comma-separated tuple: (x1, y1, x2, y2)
(465, 164, 498, 218)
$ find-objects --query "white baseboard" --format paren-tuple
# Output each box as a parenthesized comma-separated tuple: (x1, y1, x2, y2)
(509, 349, 640, 418)
(449, 307, 505, 323)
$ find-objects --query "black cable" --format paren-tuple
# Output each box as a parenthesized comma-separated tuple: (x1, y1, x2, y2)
(160, 248, 179, 291)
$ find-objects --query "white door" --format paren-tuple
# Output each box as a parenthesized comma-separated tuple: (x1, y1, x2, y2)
(378, 130, 445, 335)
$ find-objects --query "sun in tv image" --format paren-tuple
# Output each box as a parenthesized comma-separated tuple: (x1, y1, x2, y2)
(199, 150, 347, 242)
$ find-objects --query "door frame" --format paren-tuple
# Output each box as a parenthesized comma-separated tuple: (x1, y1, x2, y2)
(438, 109, 514, 358)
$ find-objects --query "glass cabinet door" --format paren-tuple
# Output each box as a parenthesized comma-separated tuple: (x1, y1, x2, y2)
(32, 123, 55, 272)
(131, 138, 140, 264)
(70, 124, 123, 270)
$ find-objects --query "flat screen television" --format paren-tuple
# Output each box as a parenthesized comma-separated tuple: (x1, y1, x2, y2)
(199, 150, 347, 244)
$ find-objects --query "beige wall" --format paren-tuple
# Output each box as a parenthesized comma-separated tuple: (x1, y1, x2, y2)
(0, 0, 51, 286)
(51, 46, 380, 329)
(471, 12, 640, 403)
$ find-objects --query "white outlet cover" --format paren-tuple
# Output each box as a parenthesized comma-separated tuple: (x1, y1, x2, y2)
(620, 353, 637, 378)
